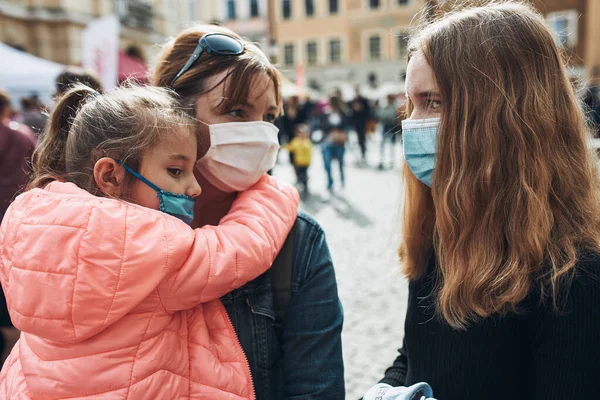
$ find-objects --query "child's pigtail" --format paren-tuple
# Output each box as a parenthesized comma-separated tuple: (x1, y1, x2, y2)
(30, 85, 98, 188)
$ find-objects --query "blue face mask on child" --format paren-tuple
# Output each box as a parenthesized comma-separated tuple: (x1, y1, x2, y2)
(401, 118, 440, 187)
(115, 160, 196, 225)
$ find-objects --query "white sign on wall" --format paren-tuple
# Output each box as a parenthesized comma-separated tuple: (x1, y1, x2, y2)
(82, 15, 120, 90)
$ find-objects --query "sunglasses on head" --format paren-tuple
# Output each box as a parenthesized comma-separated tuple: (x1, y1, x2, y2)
(170, 33, 245, 88)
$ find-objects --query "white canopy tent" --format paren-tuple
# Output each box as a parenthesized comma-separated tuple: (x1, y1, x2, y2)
(328, 81, 405, 103)
(280, 75, 325, 100)
(0, 42, 64, 109)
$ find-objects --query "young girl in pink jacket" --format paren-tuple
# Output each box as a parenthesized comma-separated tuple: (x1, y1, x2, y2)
(0, 84, 299, 399)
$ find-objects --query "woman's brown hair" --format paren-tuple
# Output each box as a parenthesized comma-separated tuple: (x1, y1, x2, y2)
(399, 1, 600, 329)
(30, 84, 196, 196)
(153, 25, 282, 121)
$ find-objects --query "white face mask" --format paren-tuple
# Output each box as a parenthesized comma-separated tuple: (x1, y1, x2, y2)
(196, 121, 280, 192)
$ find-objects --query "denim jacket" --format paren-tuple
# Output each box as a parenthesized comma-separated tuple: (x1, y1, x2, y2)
(221, 211, 345, 399)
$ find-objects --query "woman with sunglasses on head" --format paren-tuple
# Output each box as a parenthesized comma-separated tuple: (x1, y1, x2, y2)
(362, 2, 600, 400)
(153, 25, 345, 399)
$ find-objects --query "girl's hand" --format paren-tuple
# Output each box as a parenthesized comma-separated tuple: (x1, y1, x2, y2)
(362, 382, 436, 400)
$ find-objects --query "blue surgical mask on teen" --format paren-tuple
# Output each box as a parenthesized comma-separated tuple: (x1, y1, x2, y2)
(115, 160, 196, 225)
(402, 118, 440, 187)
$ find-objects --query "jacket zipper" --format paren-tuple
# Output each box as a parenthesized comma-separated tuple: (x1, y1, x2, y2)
(219, 300, 256, 400)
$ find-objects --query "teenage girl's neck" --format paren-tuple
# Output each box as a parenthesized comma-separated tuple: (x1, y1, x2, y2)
(191, 172, 237, 228)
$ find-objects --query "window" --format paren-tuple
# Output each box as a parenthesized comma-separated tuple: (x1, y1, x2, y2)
(369, 35, 381, 61)
(329, 39, 341, 63)
(554, 17, 570, 47)
(398, 0, 408, 4)
(369, 0, 380, 9)
(250, 0, 259, 17)
(329, 0, 339, 14)
(282, 0, 292, 19)
(305, 0, 314, 17)
(556, 18, 570, 46)
(306, 41, 318, 66)
(188, 0, 196, 19)
(227, 0, 236, 20)
(547, 10, 578, 48)
(397, 34, 408, 59)
(284, 44, 295, 67)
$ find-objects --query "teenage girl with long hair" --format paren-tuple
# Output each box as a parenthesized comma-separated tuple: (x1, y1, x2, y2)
(365, 2, 600, 399)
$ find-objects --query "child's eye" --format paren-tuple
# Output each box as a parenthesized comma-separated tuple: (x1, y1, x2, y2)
(264, 114, 276, 123)
(168, 168, 182, 177)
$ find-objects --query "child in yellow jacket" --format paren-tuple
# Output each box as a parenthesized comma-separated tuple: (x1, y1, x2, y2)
(284, 123, 312, 196)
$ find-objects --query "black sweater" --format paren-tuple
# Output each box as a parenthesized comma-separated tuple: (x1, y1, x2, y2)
(380, 251, 600, 399)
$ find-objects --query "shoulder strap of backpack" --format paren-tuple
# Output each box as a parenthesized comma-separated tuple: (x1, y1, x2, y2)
(270, 224, 296, 327)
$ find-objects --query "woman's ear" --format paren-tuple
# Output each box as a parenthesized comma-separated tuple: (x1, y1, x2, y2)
(93, 157, 125, 197)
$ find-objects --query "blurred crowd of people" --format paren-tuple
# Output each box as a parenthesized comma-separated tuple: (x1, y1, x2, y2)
(275, 86, 405, 199)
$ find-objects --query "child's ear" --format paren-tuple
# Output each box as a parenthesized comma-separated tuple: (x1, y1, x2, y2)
(93, 157, 125, 197)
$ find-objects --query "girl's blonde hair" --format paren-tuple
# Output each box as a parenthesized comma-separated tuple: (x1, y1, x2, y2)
(30, 84, 196, 196)
(400, 1, 600, 329)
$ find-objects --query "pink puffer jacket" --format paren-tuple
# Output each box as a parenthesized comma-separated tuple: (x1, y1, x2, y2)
(0, 175, 299, 399)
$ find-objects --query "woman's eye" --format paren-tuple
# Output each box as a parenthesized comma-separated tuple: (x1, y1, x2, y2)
(427, 100, 442, 111)
(168, 168, 182, 177)
(226, 109, 244, 118)
(264, 114, 276, 123)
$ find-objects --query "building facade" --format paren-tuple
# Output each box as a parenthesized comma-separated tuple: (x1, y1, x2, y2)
(174, 0, 272, 57)
(532, 0, 590, 79)
(0, 0, 181, 65)
(2, 0, 598, 90)
(271, 0, 600, 95)
(221, 0, 271, 54)
(271, 0, 426, 96)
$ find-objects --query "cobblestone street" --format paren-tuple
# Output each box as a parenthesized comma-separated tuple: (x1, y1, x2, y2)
(273, 136, 409, 399)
